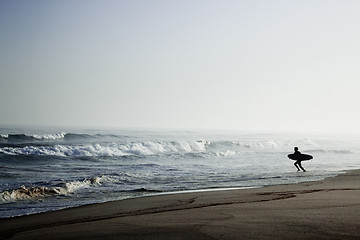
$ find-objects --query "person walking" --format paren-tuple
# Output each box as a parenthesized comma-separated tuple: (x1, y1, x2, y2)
(293, 147, 306, 172)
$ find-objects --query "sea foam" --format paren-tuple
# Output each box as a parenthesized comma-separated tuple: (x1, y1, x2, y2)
(0, 133, 66, 141)
(0, 141, 210, 157)
(0, 176, 109, 202)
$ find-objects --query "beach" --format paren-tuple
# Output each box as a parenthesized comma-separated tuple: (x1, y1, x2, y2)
(3, 130, 358, 219)
(2, 1, 360, 238)
(1, 169, 360, 240)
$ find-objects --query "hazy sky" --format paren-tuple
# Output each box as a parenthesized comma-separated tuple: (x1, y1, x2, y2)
(1, 0, 360, 133)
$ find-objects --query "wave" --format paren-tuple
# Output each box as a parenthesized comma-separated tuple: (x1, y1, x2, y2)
(0, 175, 162, 202)
(0, 176, 107, 202)
(229, 138, 316, 149)
(0, 141, 210, 157)
(63, 133, 98, 141)
(1, 139, 349, 158)
(215, 150, 237, 157)
(230, 140, 285, 149)
(0, 132, 317, 151)
(306, 149, 353, 154)
(0, 132, 119, 142)
(0, 133, 66, 141)
(1, 133, 351, 158)
(0, 186, 63, 202)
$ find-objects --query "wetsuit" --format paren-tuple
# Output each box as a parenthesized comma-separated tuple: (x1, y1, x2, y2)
(294, 149, 306, 172)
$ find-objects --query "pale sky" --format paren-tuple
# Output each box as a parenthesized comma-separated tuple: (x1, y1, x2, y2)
(1, 0, 360, 133)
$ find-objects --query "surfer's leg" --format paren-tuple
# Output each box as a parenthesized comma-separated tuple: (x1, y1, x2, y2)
(298, 161, 306, 172)
(294, 161, 300, 171)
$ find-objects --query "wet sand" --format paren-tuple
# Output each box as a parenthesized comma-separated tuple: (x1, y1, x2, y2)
(1, 170, 360, 240)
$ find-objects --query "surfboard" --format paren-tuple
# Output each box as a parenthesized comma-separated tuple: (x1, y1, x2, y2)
(287, 153, 313, 161)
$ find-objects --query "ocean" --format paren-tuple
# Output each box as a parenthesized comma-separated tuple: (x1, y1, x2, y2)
(1, 126, 359, 218)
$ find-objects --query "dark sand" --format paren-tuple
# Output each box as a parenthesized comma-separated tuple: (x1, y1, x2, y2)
(1, 170, 360, 240)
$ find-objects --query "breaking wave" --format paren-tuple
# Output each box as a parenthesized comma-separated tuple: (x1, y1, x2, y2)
(0, 133, 66, 141)
(0, 135, 352, 158)
(0, 141, 210, 157)
(0, 176, 109, 202)
(0, 175, 163, 203)
(0, 186, 63, 202)
(0, 132, 119, 142)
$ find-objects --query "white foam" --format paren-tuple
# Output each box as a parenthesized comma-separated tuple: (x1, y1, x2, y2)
(0, 176, 108, 202)
(0, 186, 63, 202)
(234, 140, 284, 149)
(0, 133, 67, 140)
(215, 150, 236, 157)
(31, 133, 67, 140)
(0, 140, 210, 157)
(64, 178, 98, 192)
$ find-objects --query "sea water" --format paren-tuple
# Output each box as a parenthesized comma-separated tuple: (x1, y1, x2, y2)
(1, 126, 359, 218)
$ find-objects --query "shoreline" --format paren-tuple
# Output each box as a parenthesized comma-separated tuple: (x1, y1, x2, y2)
(1, 169, 360, 239)
(0, 170, 343, 220)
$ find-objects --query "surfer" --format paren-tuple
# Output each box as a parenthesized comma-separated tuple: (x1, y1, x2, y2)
(293, 147, 306, 172)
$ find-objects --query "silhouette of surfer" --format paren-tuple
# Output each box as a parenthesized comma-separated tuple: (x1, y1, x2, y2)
(293, 147, 306, 172)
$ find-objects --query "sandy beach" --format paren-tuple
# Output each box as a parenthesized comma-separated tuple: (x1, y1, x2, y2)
(1, 169, 360, 240)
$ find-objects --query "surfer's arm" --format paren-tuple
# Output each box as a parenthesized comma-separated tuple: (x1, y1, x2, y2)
(294, 151, 302, 156)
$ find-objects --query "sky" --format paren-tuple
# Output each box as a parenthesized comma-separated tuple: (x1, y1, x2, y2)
(1, 0, 360, 133)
